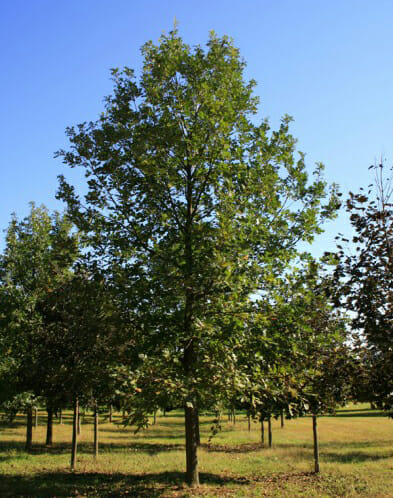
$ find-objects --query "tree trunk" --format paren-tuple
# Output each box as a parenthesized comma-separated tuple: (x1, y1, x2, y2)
(268, 417, 272, 448)
(183, 165, 199, 487)
(25, 406, 33, 452)
(46, 407, 53, 446)
(59, 408, 63, 425)
(94, 402, 99, 461)
(248, 414, 251, 432)
(109, 404, 113, 423)
(71, 397, 78, 471)
(185, 403, 199, 487)
(312, 415, 320, 473)
(77, 408, 81, 435)
(232, 409, 236, 425)
(261, 417, 265, 445)
(153, 410, 157, 425)
(280, 411, 284, 428)
(34, 407, 38, 428)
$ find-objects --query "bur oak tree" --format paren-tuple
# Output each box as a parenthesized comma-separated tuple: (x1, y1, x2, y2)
(57, 29, 339, 486)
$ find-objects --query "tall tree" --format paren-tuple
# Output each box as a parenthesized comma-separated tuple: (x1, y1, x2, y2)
(57, 29, 339, 486)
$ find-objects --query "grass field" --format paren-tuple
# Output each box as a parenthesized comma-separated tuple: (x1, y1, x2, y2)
(0, 404, 392, 497)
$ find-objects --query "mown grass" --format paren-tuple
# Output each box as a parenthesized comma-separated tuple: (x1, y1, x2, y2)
(0, 404, 392, 497)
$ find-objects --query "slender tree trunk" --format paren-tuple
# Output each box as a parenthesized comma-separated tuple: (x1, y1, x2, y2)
(71, 397, 78, 471)
(232, 409, 236, 425)
(94, 402, 99, 461)
(153, 410, 157, 425)
(280, 411, 284, 428)
(248, 414, 251, 432)
(25, 406, 33, 452)
(59, 408, 63, 425)
(185, 403, 199, 487)
(34, 407, 38, 428)
(228, 410, 231, 421)
(77, 408, 82, 435)
(261, 417, 265, 445)
(312, 415, 320, 473)
(268, 417, 272, 448)
(46, 407, 53, 446)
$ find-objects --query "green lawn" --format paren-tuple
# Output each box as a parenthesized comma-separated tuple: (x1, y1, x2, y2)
(0, 404, 392, 497)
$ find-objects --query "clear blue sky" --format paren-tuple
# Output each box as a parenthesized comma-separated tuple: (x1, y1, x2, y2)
(1, 0, 392, 255)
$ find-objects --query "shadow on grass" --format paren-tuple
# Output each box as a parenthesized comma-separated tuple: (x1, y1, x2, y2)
(0, 470, 251, 497)
(0, 440, 185, 458)
(204, 442, 263, 454)
(327, 411, 385, 418)
(323, 449, 393, 463)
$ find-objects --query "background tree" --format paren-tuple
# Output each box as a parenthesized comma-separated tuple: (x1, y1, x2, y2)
(39, 268, 127, 469)
(0, 204, 79, 450)
(332, 163, 392, 411)
(57, 29, 339, 486)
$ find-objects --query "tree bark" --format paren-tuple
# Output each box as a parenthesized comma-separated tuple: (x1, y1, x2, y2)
(109, 404, 112, 423)
(185, 403, 200, 487)
(153, 410, 157, 425)
(94, 402, 99, 461)
(268, 417, 272, 448)
(312, 415, 320, 473)
(280, 411, 284, 428)
(59, 408, 63, 425)
(46, 407, 53, 446)
(25, 406, 33, 452)
(34, 407, 38, 428)
(71, 397, 78, 471)
(248, 414, 251, 432)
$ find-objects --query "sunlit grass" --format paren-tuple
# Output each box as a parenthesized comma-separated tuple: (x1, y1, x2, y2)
(0, 404, 392, 496)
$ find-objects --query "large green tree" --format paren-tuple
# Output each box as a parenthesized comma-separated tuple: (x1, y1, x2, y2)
(57, 29, 339, 486)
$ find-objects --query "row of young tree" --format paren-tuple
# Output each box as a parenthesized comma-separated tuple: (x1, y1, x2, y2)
(0, 30, 391, 487)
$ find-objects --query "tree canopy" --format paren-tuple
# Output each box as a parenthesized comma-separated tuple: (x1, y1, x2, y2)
(56, 29, 340, 485)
